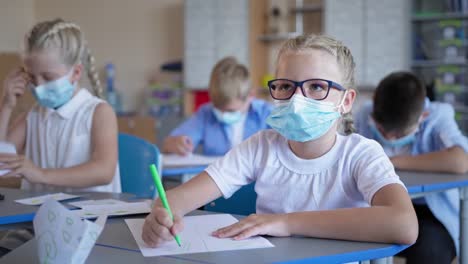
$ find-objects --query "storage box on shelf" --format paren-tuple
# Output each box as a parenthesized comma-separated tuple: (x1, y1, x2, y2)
(412, 1, 468, 134)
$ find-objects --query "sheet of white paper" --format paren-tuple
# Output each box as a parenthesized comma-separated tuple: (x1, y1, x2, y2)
(74, 201, 151, 219)
(33, 199, 106, 264)
(68, 199, 127, 208)
(125, 214, 274, 257)
(162, 153, 221, 167)
(0, 141, 17, 176)
(15, 193, 80, 206)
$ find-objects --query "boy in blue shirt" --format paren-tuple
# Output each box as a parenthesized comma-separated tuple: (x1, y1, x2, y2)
(163, 57, 272, 156)
(356, 71, 468, 264)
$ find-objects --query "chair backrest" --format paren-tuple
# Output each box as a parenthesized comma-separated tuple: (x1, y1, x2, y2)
(118, 133, 160, 198)
(205, 183, 256, 215)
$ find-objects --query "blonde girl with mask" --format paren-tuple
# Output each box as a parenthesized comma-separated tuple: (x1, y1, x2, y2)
(142, 34, 418, 247)
(0, 18, 120, 255)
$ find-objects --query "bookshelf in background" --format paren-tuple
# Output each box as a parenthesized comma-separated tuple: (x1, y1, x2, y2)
(412, 0, 468, 134)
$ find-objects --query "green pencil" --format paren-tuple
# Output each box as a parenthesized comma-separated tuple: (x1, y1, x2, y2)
(149, 164, 182, 246)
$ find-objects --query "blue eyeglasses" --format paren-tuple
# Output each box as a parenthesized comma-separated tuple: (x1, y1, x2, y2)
(268, 78, 346, 100)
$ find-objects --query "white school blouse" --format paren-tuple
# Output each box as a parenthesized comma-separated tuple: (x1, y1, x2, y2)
(206, 130, 404, 214)
(21, 89, 121, 193)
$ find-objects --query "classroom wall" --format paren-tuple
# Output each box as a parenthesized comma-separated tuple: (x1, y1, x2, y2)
(0, 0, 410, 112)
(0, 0, 35, 52)
(0, 0, 184, 113)
(325, 0, 410, 87)
(184, 0, 249, 90)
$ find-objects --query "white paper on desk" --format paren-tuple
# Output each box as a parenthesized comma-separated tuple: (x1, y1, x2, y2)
(162, 153, 221, 167)
(68, 199, 127, 208)
(126, 214, 274, 257)
(0, 141, 17, 176)
(74, 201, 151, 219)
(33, 199, 106, 264)
(15, 193, 80, 205)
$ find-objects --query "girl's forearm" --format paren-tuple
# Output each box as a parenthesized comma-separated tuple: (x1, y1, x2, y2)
(0, 105, 13, 140)
(40, 160, 116, 188)
(286, 205, 417, 244)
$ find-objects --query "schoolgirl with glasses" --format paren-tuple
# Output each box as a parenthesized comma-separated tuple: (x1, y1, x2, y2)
(141, 34, 418, 248)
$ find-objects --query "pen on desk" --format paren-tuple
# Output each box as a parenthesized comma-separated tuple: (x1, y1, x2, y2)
(149, 164, 182, 247)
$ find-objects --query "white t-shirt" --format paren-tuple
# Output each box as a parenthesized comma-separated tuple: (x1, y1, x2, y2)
(206, 130, 404, 214)
(22, 89, 121, 193)
(230, 114, 247, 147)
(383, 144, 412, 158)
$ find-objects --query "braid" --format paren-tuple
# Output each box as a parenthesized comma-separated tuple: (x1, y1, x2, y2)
(40, 21, 81, 43)
(341, 112, 355, 135)
(85, 46, 104, 98)
(25, 18, 103, 98)
(28, 19, 82, 57)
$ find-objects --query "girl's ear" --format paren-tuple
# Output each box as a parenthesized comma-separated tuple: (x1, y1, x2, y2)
(341, 89, 356, 114)
(70, 64, 83, 85)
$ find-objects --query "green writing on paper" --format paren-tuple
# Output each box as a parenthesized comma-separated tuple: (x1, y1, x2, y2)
(48, 211, 56, 222)
(62, 230, 72, 243)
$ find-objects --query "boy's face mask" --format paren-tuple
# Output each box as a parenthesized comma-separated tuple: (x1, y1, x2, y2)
(369, 119, 418, 148)
(266, 93, 346, 142)
(213, 97, 251, 125)
(30, 69, 75, 109)
(213, 108, 244, 125)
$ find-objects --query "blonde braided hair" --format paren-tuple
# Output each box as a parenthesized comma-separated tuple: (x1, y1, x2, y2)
(24, 18, 103, 98)
(85, 47, 103, 98)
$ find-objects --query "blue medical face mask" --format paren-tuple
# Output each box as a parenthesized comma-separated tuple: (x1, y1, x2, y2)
(30, 69, 75, 109)
(213, 108, 244, 125)
(266, 94, 344, 142)
(369, 120, 417, 148)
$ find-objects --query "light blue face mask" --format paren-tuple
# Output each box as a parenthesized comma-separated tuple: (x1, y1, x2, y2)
(266, 94, 343, 142)
(213, 108, 244, 125)
(30, 69, 75, 109)
(369, 121, 417, 148)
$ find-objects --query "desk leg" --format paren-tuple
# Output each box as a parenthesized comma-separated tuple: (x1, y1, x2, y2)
(460, 187, 468, 264)
(370, 257, 390, 264)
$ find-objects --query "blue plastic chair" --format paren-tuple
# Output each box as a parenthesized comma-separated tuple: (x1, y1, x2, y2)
(118, 133, 160, 198)
(205, 183, 256, 215)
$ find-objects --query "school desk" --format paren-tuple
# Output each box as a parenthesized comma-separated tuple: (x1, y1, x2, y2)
(162, 165, 208, 177)
(160, 167, 468, 262)
(399, 170, 468, 264)
(0, 187, 134, 228)
(2, 211, 407, 264)
(161, 154, 219, 177)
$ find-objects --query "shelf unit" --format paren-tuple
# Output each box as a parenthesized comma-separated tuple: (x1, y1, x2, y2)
(412, 59, 468, 67)
(258, 32, 302, 42)
(258, 0, 323, 42)
(251, 0, 323, 94)
(291, 3, 323, 13)
(412, 0, 468, 134)
(412, 12, 468, 21)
